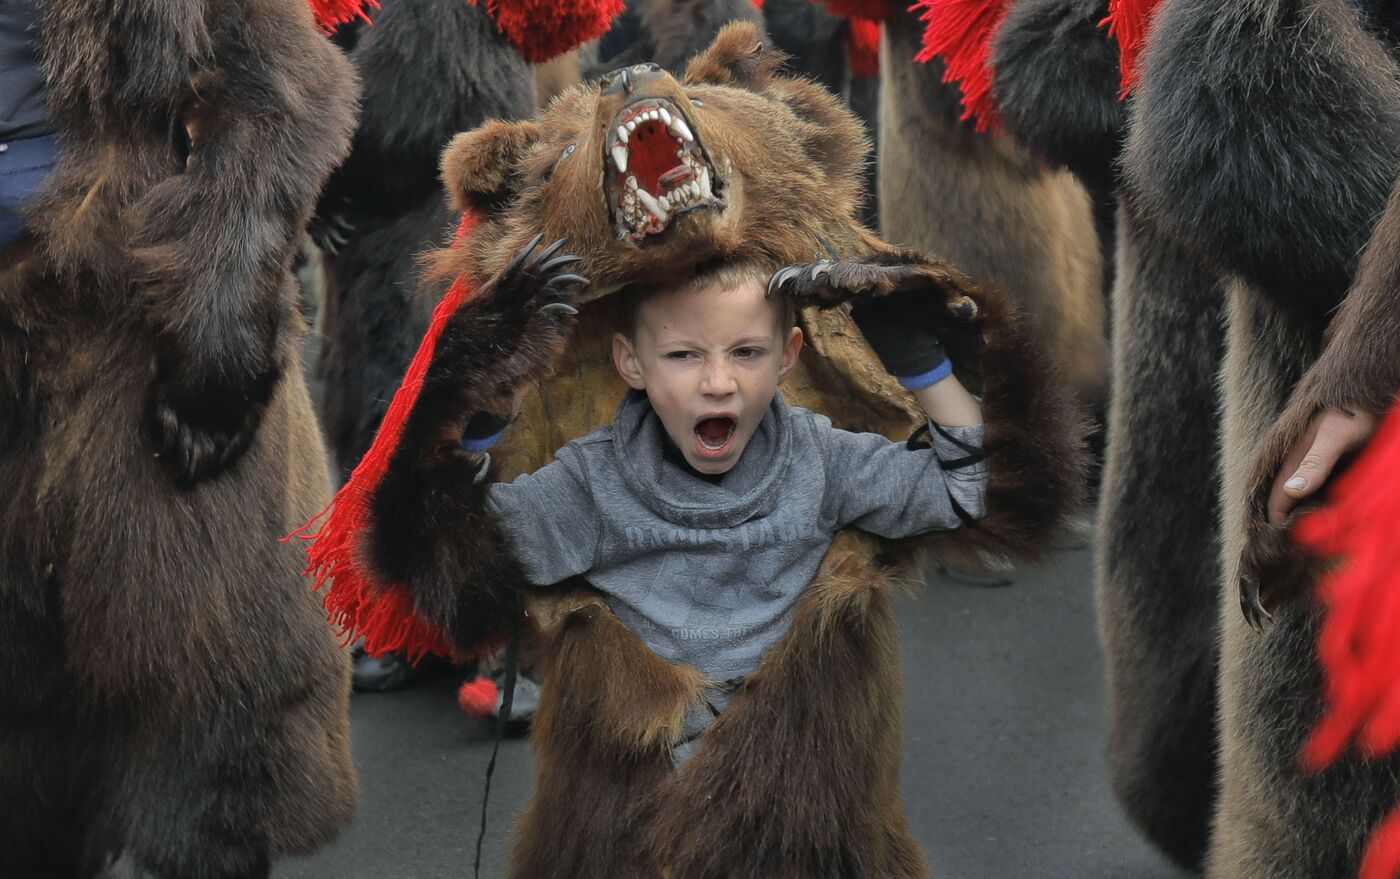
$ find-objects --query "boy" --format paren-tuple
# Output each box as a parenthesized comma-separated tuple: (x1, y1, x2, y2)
(461, 257, 987, 763)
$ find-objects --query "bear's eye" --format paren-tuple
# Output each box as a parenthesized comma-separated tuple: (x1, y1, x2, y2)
(690, 98, 704, 107)
(542, 143, 577, 182)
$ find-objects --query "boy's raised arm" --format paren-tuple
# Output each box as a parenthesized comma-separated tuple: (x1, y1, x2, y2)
(819, 417, 988, 539)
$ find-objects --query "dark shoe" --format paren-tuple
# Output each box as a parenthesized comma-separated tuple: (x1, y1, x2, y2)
(351, 645, 451, 692)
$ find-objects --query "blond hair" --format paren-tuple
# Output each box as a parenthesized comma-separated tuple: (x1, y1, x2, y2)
(616, 260, 796, 341)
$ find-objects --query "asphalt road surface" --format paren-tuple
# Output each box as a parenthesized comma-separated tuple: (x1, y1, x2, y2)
(275, 540, 1193, 879)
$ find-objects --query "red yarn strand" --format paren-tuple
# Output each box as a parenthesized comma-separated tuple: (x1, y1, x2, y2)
(307, 0, 378, 34)
(847, 17, 883, 79)
(1101, 0, 1164, 98)
(912, 0, 1013, 135)
(288, 213, 482, 664)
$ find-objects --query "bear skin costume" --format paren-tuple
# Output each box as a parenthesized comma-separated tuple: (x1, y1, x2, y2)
(319, 24, 1086, 877)
(315, 0, 536, 482)
(0, 0, 358, 876)
(1123, 0, 1400, 875)
(870, 1, 1110, 412)
(991, 0, 1225, 869)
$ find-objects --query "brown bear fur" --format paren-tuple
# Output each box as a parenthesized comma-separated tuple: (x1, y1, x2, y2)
(0, 0, 358, 875)
(364, 23, 1086, 875)
(879, 5, 1109, 413)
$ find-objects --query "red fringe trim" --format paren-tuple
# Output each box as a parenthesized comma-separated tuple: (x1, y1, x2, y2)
(288, 213, 481, 664)
(472, 0, 626, 63)
(1294, 399, 1400, 879)
(1101, 0, 1164, 98)
(307, 0, 378, 34)
(819, 0, 897, 20)
(847, 17, 883, 79)
(912, 0, 1013, 135)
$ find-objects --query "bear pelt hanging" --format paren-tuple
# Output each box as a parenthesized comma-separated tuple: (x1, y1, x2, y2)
(300, 23, 1086, 877)
(0, 0, 359, 876)
(1119, 0, 1400, 876)
(988, 0, 1225, 869)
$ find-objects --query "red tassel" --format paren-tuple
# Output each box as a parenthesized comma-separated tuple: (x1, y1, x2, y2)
(288, 213, 482, 664)
(847, 17, 883, 79)
(307, 0, 378, 34)
(1362, 811, 1400, 879)
(1294, 399, 1400, 879)
(458, 676, 501, 720)
(912, 0, 1013, 135)
(816, 0, 898, 20)
(1101, 0, 1165, 98)
(471, 0, 625, 63)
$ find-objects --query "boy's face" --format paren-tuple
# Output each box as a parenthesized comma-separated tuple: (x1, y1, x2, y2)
(612, 277, 803, 475)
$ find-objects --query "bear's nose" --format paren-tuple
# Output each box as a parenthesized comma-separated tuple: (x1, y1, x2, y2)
(599, 63, 665, 97)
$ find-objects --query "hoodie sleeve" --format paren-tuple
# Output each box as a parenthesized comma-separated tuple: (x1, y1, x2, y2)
(818, 413, 988, 538)
(485, 447, 603, 586)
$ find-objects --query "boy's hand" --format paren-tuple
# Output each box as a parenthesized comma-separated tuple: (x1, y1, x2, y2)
(769, 257, 977, 388)
(848, 293, 949, 387)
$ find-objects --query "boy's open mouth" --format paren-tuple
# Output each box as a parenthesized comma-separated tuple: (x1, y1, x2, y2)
(694, 415, 737, 459)
(606, 97, 721, 243)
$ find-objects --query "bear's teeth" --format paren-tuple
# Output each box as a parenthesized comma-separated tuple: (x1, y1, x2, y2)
(626, 175, 639, 191)
(617, 125, 628, 144)
(637, 188, 666, 222)
(611, 145, 628, 173)
(698, 166, 712, 199)
(659, 107, 672, 126)
(669, 116, 694, 143)
(626, 119, 638, 132)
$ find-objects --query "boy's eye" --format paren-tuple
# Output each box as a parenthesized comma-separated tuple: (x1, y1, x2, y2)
(666, 351, 695, 360)
(735, 347, 763, 358)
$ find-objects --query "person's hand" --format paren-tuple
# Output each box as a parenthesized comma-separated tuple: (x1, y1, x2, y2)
(847, 292, 950, 387)
(767, 256, 979, 387)
(1266, 406, 1379, 525)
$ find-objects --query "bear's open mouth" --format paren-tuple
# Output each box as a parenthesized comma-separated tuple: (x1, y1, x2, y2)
(606, 97, 720, 243)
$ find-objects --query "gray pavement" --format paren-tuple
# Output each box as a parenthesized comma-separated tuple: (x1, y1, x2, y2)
(275, 541, 1191, 879)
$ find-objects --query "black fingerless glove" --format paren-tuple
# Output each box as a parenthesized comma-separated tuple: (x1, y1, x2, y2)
(849, 293, 952, 389)
(461, 411, 511, 452)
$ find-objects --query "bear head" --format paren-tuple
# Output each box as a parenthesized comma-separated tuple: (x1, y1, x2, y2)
(433, 21, 877, 294)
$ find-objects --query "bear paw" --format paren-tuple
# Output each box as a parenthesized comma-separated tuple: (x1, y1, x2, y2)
(767, 258, 980, 322)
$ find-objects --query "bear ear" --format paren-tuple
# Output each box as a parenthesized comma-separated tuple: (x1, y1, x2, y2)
(683, 22, 785, 89)
(440, 120, 546, 215)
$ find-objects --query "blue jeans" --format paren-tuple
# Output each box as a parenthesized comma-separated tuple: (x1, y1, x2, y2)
(0, 134, 58, 250)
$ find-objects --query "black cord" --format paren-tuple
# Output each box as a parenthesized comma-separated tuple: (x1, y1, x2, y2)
(474, 620, 521, 879)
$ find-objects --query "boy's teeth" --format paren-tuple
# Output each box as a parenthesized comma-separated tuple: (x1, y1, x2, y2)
(611, 145, 628, 173)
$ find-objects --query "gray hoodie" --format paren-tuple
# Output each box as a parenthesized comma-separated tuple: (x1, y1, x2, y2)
(486, 389, 986, 682)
